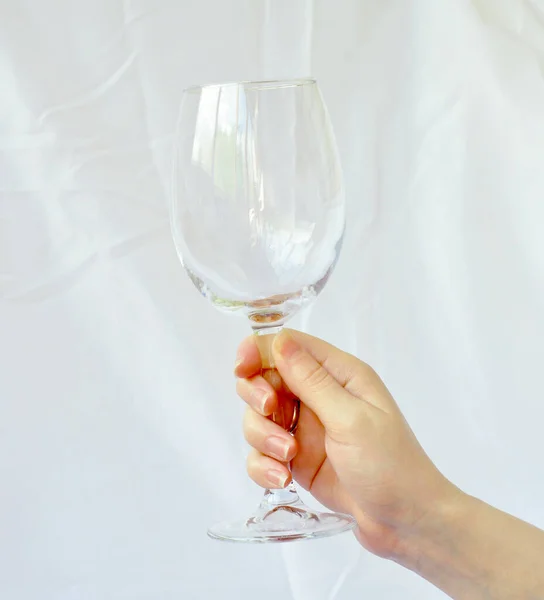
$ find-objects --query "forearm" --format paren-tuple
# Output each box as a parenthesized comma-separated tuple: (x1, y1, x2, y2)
(397, 489, 544, 599)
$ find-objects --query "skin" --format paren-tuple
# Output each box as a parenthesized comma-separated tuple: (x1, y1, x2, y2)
(234, 329, 544, 600)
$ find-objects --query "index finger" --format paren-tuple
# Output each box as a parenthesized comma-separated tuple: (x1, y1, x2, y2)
(234, 335, 262, 378)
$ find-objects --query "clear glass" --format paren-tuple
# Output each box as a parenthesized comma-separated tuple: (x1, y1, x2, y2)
(171, 78, 356, 543)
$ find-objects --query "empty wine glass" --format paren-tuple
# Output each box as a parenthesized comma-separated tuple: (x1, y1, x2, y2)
(171, 78, 356, 542)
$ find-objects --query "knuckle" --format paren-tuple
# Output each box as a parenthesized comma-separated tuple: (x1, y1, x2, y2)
(345, 359, 382, 397)
(361, 361, 378, 380)
(356, 359, 379, 383)
(300, 361, 333, 392)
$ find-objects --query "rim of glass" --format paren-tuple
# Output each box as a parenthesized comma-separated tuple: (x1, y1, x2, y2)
(183, 77, 317, 93)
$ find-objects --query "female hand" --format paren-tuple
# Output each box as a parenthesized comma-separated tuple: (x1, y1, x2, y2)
(234, 328, 458, 559)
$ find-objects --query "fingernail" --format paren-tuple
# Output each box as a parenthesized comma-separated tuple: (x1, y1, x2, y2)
(273, 331, 300, 361)
(265, 436, 291, 461)
(268, 469, 289, 488)
(251, 388, 270, 413)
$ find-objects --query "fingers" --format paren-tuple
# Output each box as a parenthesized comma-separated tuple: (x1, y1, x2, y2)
(234, 336, 261, 378)
(236, 375, 277, 416)
(272, 329, 394, 421)
(246, 448, 291, 489)
(243, 407, 296, 489)
(243, 407, 297, 462)
(279, 330, 363, 388)
(271, 329, 357, 426)
(234, 333, 296, 381)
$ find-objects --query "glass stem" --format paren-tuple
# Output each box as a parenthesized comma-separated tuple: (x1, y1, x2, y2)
(253, 324, 302, 508)
(261, 482, 300, 508)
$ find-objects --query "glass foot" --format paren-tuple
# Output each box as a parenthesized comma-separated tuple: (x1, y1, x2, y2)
(208, 486, 357, 543)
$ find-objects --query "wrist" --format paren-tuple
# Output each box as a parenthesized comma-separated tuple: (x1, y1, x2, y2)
(392, 480, 470, 570)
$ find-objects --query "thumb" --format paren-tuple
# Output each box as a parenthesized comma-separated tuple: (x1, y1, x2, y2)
(272, 329, 362, 426)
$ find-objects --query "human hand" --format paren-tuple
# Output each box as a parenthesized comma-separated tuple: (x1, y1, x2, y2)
(234, 329, 459, 558)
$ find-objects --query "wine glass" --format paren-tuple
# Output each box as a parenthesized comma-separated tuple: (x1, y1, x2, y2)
(171, 78, 356, 543)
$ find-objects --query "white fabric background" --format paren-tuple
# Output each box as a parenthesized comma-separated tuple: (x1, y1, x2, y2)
(1, 1, 544, 598)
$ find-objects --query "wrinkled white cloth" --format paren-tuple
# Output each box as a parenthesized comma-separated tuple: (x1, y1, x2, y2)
(1, 1, 544, 598)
